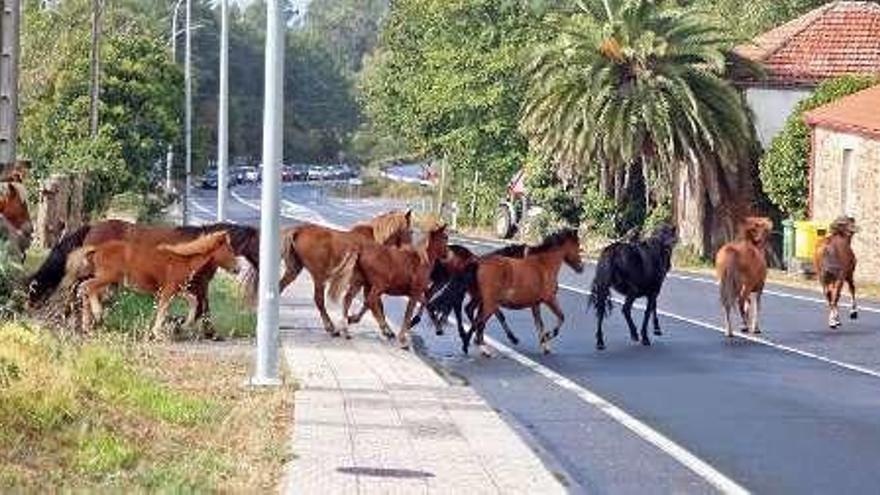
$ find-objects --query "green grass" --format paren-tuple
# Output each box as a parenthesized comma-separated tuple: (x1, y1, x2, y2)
(75, 430, 138, 476)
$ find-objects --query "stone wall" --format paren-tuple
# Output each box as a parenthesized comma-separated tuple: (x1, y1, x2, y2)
(811, 126, 880, 282)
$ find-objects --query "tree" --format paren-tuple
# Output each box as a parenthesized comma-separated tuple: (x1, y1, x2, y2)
(304, 0, 388, 72)
(759, 75, 877, 219)
(521, 0, 756, 253)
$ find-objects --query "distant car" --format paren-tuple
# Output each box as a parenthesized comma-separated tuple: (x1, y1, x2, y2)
(242, 166, 260, 183)
(281, 165, 295, 182)
(200, 170, 235, 189)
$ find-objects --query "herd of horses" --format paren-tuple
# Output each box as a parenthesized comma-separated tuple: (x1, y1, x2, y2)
(2, 169, 863, 353)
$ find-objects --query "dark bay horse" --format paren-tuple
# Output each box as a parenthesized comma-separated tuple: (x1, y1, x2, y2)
(279, 210, 412, 336)
(328, 225, 448, 348)
(588, 225, 678, 350)
(814, 216, 858, 328)
(65, 231, 239, 338)
(435, 230, 583, 356)
(715, 217, 773, 337)
(27, 220, 259, 335)
(0, 180, 33, 259)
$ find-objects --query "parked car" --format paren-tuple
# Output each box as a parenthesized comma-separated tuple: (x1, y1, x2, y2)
(281, 165, 295, 182)
(199, 169, 235, 189)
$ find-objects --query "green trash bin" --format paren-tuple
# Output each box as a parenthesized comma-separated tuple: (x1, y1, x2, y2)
(782, 218, 795, 269)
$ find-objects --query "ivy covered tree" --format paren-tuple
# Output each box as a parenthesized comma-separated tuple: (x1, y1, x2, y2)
(759, 75, 878, 219)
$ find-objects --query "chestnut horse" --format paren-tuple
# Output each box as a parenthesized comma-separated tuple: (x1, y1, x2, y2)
(28, 220, 259, 336)
(64, 231, 240, 338)
(435, 229, 584, 356)
(278, 210, 412, 335)
(328, 225, 448, 348)
(0, 180, 33, 259)
(715, 217, 773, 337)
(814, 216, 858, 329)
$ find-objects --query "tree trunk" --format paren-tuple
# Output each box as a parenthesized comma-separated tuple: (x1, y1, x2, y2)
(35, 175, 70, 249)
(89, 0, 102, 137)
(674, 155, 708, 257)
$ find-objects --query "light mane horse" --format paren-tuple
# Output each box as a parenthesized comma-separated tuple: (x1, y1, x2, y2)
(279, 210, 412, 335)
(814, 216, 858, 329)
(715, 217, 773, 337)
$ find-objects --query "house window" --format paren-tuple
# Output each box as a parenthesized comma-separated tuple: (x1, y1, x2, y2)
(841, 148, 856, 215)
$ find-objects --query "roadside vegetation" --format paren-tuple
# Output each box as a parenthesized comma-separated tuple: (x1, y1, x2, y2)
(0, 323, 292, 491)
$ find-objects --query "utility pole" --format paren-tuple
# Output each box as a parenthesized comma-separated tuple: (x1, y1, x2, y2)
(88, 0, 102, 138)
(251, 0, 284, 386)
(217, 0, 229, 222)
(182, 0, 192, 225)
(0, 0, 19, 165)
(166, 0, 183, 194)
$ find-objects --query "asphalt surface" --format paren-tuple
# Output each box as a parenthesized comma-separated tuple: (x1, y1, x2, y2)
(191, 183, 880, 495)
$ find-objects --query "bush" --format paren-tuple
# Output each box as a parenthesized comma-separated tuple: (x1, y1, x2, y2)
(0, 243, 26, 318)
(580, 187, 617, 238)
(760, 75, 878, 219)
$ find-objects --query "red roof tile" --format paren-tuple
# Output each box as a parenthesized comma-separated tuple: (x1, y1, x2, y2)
(804, 84, 880, 138)
(735, 1, 880, 87)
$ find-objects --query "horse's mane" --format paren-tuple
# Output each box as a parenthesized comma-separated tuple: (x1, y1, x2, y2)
(358, 210, 409, 244)
(177, 222, 257, 249)
(0, 181, 27, 204)
(449, 244, 475, 258)
(487, 243, 528, 258)
(829, 216, 855, 237)
(528, 229, 578, 254)
(159, 231, 227, 257)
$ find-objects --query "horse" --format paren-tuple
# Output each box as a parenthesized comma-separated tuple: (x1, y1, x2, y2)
(588, 224, 678, 350)
(27, 220, 259, 336)
(278, 209, 412, 336)
(327, 224, 448, 348)
(434, 229, 583, 356)
(415, 243, 530, 352)
(715, 217, 774, 337)
(0, 180, 33, 259)
(814, 216, 858, 329)
(63, 231, 240, 339)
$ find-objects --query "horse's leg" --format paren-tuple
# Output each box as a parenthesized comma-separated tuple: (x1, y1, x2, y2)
(831, 280, 844, 329)
(312, 280, 338, 336)
(543, 298, 566, 354)
(495, 310, 519, 346)
(474, 302, 498, 358)
(278, 260, 303, 295)
(651, 294, 662, 336)
(399, 297, 418, 350)
(347, 283, 371, 324)
(365, 288, 395, 340)
(190, 272, 216, 339)
(455, 304, 469, 350)
(847, 276, 859, 320)
(640, 297, 654, 346)
(750, 292, 763, 334)
(182, 291, 199, 328)
(150, 293, 173, 341)
(338, 281, 361, 340)
(622, 296, 639, 342)
(531, 305, 550, 354)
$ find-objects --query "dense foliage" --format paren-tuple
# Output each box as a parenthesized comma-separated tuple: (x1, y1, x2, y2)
(759, 75, 877, 219)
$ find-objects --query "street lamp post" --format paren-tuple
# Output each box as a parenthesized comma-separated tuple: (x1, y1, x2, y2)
(166, 0, 184, 194)
(217, 0, 229, 222)
(251, 0, 284, 386)
(182, 0, 192, 226)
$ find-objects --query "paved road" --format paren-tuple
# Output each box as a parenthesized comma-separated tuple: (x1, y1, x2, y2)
(191, 184, 880, 494)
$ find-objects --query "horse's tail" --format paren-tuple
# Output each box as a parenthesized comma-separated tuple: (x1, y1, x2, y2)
(60, 246, 96, 292)
(426, 263, 477, 322)
(327, 250, 359, 303)
(280, 226, 303, 287)
(718, 249, 740, 311)
(27, 224, 91, 306)
(588, 254, 614, 320)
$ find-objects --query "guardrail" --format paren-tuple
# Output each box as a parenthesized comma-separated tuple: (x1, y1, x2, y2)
(379, 169, 435, 187)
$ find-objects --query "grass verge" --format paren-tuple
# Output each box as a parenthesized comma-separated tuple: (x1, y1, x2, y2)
(0, 322, 293, 491)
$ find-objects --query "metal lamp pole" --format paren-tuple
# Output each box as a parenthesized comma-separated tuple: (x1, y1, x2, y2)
(251, 0, 284, 386)
(166, 0, 184, 194)
(182, 0, 192, 226)
(217, 0, 229, 222)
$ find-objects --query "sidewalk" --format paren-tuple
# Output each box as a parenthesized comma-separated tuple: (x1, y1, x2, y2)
(280, 276, 566, 494)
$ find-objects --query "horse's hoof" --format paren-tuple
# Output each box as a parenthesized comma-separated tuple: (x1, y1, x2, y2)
(629, 334, 639, 342)
(511, 337, 520, 346)
(479, 346, 492, 358)
(653, 329, 663, 336)
(740, 327, 750, 334)
(330, 331, 341, 338)
(542, 347, 552, 355)
(752, 328, 762, 335)
(851, 310, 859, 320)
(596, 342, 606, 351)
(436, 329, 444, 336)
(641, 339, 651, 347)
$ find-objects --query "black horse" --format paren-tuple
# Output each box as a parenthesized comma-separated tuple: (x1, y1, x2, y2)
(414, 243, 528, 352)
(588, 224, 678, 350)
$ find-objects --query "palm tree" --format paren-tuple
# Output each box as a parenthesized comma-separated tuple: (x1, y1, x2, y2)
(521, 0, 757, 253)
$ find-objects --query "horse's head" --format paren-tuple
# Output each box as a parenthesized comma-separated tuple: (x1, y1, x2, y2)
(209, 232, 240, 274)
(0, 181, 32, 236)
(741, 217, 773, 247)
(373, 209, 413, 247)
(534, 229, 583, 273)
(651, 224, 679, 249)
(830, 216, 858, 239)
(424, 224, 449, 262)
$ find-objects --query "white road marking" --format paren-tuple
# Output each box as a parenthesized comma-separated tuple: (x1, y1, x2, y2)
(557, 283, 880, 380)
(190, 197, 215, 217)
(486, 336, 750, 495)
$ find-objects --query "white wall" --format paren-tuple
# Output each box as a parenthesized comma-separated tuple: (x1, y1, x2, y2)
(745, 87, 812, 148)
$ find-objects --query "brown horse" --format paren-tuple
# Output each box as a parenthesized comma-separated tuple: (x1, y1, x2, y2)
(434, 230, 584, 356)
(28, 220, 259, 336)
(814, 216, 858, 329)
(0, 180, 33, 259)
(64, 231, 239, 338)
(715, 217, 773, 337)
(278, 210, 412, 335)
(328, 225, 449, 348)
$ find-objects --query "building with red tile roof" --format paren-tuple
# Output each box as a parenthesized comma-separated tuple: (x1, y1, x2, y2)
(733, 1, 880, 146)
(805, 84, 880, 281)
